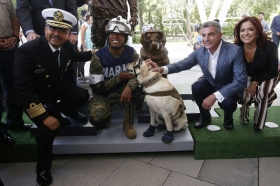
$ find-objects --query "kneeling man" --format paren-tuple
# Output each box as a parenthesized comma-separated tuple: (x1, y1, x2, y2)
(88, 16, 140, 139)
(147, 21, 247, 130)
(14, 8, 95, 186)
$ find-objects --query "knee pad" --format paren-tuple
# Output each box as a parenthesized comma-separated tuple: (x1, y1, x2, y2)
(88, 97, 111, 127)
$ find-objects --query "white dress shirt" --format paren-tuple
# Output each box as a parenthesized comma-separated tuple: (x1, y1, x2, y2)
(208, 41, 224, 103)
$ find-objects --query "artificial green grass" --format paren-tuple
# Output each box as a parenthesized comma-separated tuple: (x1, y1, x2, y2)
(0, 113, 37, 163)
(188, 106, 280, 160)
(2, 106, 280, 162)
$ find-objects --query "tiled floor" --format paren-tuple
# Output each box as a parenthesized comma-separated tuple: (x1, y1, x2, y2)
(1, 42, 280, 186)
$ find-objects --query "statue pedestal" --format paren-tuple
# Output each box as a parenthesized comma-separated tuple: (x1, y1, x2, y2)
(31, 84, 221, 154)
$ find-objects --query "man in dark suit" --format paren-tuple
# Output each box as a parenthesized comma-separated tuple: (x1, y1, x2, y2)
(14, 8, 95, 186)
(147, 21, 247, 130)
(271, 14, 280, 48)
(16, 0, 84, 42)
(16, 0, 88, 122)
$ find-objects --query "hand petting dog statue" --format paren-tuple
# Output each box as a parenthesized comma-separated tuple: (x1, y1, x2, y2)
(127, 60, 188, 143)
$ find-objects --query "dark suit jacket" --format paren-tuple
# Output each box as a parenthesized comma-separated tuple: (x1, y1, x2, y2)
(16, 0, 82, 36)
(167, 40, 247, 99)
(244, 40, 278, 84)
(271, 15, 280, 35)
(14, 36, 92, 123)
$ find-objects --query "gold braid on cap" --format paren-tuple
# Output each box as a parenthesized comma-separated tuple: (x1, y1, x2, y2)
(46, 20, 72, 29)
(45, 10, 72, 29)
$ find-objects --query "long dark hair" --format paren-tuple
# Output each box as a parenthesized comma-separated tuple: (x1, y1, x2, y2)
(234, 16, 267, 47)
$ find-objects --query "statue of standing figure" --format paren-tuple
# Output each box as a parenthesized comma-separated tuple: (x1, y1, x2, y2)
(86, 0, 139, 49)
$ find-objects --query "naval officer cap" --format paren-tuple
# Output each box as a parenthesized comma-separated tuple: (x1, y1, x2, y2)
(42, 8, 77, 29)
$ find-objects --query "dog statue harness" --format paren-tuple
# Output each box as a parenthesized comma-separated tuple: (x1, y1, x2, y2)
(142, 73, 186, 118)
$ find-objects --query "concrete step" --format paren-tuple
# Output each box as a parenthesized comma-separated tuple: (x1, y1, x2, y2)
(53, 125, 194, 154)
(173, 84, 193, 100)
(48, 83, 219, 154)
(30, 118, 98, 136)
(53, 108, 194, 154)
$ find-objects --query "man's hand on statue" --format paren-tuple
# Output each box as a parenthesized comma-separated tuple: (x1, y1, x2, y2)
(145, 59, 164, 73)
(43, 116, 60, 131)
(27, 32, 40, 41)
(202, 94, 216, 110)
(129, 17, 138, 27)
(69, 33, 78, 45)
(118, 71, 135, 81)
(120, 86, 132, 104)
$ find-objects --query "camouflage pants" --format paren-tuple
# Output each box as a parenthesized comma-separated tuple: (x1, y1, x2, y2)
(88, 93, 135, 127)
(88, 5, 127, 48)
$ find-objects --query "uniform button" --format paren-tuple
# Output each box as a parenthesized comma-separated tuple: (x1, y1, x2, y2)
(46, 75, 49, 78)
(61, 78, 63, 80)
(48, 85, 51, 88)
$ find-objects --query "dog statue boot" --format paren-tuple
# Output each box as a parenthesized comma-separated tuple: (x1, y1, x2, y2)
(143, 125, 156, 137)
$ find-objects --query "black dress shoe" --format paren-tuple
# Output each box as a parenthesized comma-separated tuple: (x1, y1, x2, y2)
(21, 123, 33, 129)
(223, 118, 234, 130)
(36, 167, 52, 186)
(0, 133, 15, 146)
(59, 117, 71, 126)
(194, 117, 211, 129)
(70, 111, 88, 123)
(0, 177, 3, 186)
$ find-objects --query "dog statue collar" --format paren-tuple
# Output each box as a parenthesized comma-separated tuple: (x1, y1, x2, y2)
(142, 72, 162, 88)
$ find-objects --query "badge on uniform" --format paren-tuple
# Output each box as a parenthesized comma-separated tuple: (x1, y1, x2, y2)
(35, 69, 45, 73)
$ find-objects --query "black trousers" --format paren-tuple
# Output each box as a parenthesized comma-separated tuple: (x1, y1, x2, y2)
(0, 46, 25, 128)
(0, 86, 7, 134)
(35, 81, 89, 170)
(191, 77, 239, 119)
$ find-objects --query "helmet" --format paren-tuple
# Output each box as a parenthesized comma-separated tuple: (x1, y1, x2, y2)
(105, 16, 132, 36)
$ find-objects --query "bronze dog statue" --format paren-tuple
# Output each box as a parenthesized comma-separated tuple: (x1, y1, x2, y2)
(140, 30, 170, 68)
